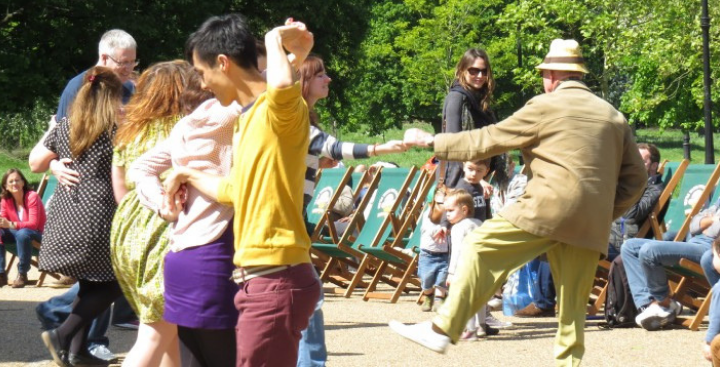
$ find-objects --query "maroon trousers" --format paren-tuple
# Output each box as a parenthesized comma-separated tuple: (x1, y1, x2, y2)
(234, 263, 320, 367)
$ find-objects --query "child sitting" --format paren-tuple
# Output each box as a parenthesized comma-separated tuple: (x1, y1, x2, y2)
(445, 188, 499, 340)
(418, 189, 449, 312)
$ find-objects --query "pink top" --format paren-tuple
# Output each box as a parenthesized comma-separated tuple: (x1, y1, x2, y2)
(0, 190, 46, 233)
(130, 98, 240, 251)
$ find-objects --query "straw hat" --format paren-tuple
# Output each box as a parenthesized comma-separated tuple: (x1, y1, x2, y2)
(536, 39, 589, 74)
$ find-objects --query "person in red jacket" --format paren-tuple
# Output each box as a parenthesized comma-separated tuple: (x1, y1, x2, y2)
(0, 168, 46, 288)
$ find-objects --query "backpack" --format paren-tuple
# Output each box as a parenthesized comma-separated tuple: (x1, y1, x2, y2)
(604, 256, 639, 328)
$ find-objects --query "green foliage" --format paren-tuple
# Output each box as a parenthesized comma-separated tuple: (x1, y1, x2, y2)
(0, 101, 53, 151)
(3, 0, 720, 138)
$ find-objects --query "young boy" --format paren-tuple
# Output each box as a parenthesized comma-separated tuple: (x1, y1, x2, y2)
(445, 188, 499, 340)
(419, 189, 450, 312)
(454, 159, 492, 222)
(165, 15, 320, 366)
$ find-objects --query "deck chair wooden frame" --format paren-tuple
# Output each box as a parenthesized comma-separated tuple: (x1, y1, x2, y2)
(5, 173, 62, 287)
(663, 163, 720, 330)
(587, 160, 688, 315)
(313, 167, 420, 297)
(362, 170, 436, 303)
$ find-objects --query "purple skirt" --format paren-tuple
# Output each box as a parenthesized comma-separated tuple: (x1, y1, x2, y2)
(163, 225, 239, 329)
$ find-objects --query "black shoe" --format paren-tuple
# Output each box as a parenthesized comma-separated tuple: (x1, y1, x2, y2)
(69, 351, 112, 367)
(41, 329, 69, 367)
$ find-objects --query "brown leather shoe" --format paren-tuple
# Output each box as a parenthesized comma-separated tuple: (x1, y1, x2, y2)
(11, 273, 28, 288)
(514, 302, 555, 318)
(0, 273, 7, 287)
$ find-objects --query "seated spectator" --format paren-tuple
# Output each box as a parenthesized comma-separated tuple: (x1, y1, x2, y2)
(623, 194, 720, 330)
(608, 143, 664, 260)
(0, 168, 46, 288)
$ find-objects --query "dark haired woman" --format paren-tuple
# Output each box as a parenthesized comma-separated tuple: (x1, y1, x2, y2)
(441, 48, 506, 191)
(29, 66, 124, 367)
(0, 168, 46, 288)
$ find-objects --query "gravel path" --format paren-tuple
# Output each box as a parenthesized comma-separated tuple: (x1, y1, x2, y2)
(0, 269, 709, 367)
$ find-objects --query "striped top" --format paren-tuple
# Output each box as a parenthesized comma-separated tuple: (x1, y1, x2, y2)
(304, 125, 371, 207)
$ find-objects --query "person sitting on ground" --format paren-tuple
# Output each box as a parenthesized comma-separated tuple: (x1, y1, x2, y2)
(0, 169, 46, 288)
(444, 188, 499, 340)
(418, 188, 449, 312)
(622, 194, 720, 331)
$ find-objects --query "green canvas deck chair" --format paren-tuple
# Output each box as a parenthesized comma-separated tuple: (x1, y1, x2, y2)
(660, 164, 717, 239)
(306, 167, 354, 272)
(5, 173, 61, 287)
(306, 167, 354, 241)
(587, 160, 689, 315)
(313, 167, 419, 297)
(362, 175, 436, 303)
(662, 163, 720, 330)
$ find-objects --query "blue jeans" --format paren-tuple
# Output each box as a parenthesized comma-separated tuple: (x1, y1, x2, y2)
(36, 283, 111, 349)
(418, 250, 449, 291)
(701, 249, 720, 287)
(297, 272, 327, 367)
(528, 258, 556, 310)
(621, 235, 713, 308)
(0, 228, 42, 275)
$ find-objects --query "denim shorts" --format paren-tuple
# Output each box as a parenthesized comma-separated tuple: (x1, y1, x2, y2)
(418, 250, 449, 291)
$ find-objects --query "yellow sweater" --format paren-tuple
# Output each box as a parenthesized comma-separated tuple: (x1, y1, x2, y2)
(217, 82, 311, 267)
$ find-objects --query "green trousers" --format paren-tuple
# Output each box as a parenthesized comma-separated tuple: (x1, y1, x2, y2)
(433, 217, 600, 367)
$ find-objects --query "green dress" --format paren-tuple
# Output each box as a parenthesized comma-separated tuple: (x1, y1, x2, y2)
(110, 122, 174, 323)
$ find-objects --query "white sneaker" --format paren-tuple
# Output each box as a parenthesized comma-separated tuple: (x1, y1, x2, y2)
(485, 310, 513, 329)
(487, 296, 503, 311)
(88, 345, 116, 361)
(388, 320, 451, 354)
(635, 303, 675, 331)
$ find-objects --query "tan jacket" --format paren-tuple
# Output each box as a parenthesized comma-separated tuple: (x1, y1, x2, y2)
(434, 81, 647, 255)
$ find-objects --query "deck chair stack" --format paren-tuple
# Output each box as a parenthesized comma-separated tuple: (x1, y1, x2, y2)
(312, 167, 424, 298)
(587, 159, 689, 315)
(4, 173, 62, 287)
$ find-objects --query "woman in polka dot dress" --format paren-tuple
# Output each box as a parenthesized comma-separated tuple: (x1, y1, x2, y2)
(29, 66, 123, 366)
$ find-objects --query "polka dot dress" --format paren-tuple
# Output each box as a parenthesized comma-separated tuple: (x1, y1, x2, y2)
(38, 119, 118, 282)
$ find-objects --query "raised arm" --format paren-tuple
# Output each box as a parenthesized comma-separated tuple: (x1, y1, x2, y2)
(264, 20, 313, 89)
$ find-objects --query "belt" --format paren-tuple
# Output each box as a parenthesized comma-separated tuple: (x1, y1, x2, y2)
(231, 264, 299, 284)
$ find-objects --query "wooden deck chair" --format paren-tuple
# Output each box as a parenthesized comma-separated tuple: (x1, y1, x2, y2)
(5, 173, 62, 287)
(587, 160, 688, 315)
(306, 167, 354, 241)
(306, 167, 354, 271)
(313, 167, 420, 297)
(636, 160, 689, 239)
(362, 176, 436, 303)
(661, 164, 718, 239)
(663, 163, 720, 330)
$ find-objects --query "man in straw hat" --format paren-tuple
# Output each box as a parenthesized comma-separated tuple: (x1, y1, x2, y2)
(390, 39, 648, 366)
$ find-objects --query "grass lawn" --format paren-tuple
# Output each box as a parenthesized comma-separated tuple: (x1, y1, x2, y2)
(1, 125, 719, 190)
(0, 149, 44, 188)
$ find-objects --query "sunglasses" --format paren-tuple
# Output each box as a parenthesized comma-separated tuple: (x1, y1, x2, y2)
(467, 67, 488, 77)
